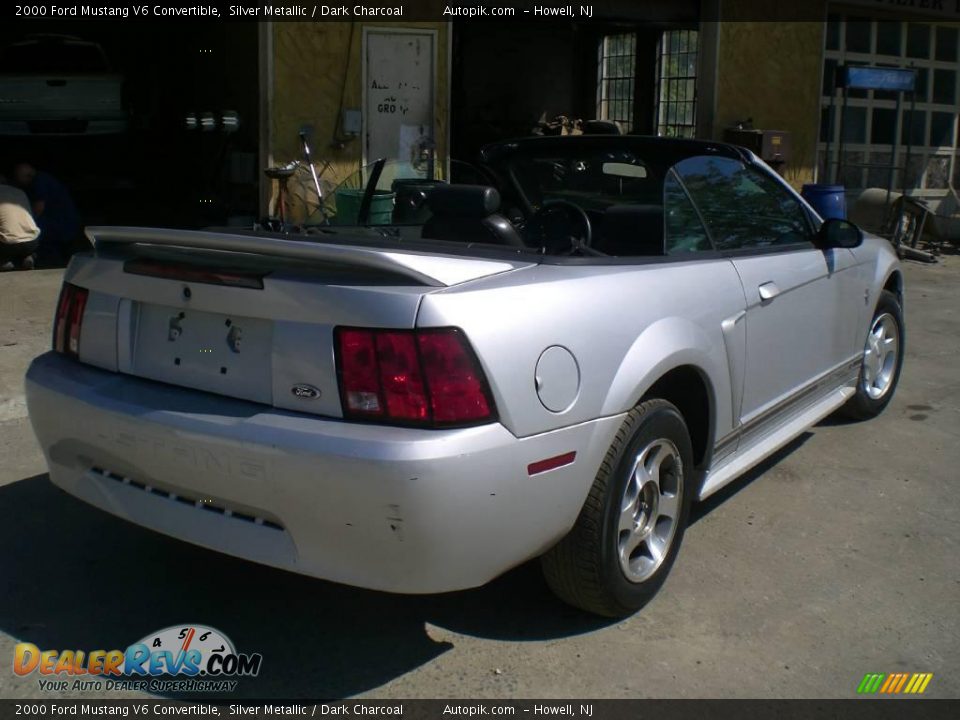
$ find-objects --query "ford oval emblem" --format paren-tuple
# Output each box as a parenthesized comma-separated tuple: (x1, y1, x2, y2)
(291, 384, 321, 400)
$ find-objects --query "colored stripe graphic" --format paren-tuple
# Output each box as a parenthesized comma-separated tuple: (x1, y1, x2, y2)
(893, 674, 909, 693)
(857, 673, 933, 694)
(857, 673, 885, 694)
(880, 674, 896, 693)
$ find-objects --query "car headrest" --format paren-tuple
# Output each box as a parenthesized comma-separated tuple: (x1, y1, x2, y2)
(392, 180, 444, 225)
(427, 184, 501, 217)
(601, 204, 665, 256)
(581, 119, 622, 135)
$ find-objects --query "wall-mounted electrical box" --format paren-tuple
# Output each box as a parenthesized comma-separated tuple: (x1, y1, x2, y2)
(342, 109, 362, 136)
(724, 128, 791, 171)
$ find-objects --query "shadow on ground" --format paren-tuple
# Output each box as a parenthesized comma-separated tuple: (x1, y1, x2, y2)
(690, 432, 812, 524)
(2, 432, 814, 697)
(0, 475, 609, 699)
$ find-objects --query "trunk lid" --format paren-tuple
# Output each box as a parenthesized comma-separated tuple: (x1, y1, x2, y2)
(70, 227, 529, 417)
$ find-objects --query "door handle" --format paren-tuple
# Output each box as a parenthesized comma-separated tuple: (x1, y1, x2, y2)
(758, 281, 780, 302)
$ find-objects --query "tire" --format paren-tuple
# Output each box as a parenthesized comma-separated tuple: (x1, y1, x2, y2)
(541, 399, 695, 617)
(840, 289, 905, 421)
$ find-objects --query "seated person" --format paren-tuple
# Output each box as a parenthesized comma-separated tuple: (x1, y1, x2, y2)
(13, 163, 82, 268)
(0, 174, 40, 271)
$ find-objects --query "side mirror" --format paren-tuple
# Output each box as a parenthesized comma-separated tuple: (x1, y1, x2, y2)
(816, 218, 863, 249)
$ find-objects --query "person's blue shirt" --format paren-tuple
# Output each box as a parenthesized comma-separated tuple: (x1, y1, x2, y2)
(29, 171, 80, 251)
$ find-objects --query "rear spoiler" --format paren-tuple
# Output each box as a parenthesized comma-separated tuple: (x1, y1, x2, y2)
(86, 226, 522, 288)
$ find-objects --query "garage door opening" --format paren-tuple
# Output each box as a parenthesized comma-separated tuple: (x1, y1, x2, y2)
(0, 21, 260, 239)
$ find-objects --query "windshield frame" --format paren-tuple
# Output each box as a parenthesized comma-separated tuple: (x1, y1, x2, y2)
(480, 135, 747, 218)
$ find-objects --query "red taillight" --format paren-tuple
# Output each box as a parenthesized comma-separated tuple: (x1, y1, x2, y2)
(417, 330, 492, 423)
(377, 331, 429, 421)
(53, 283, 88, 358)
(337, 329, 383, 416)
(335, 327, 495, 428)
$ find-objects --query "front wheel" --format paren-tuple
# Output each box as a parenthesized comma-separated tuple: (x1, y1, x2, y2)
(541, 399, 694, 617)
(841, 289, 905, 420)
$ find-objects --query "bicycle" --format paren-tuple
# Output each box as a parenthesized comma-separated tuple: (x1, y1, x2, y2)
(262, 131, 333, 232)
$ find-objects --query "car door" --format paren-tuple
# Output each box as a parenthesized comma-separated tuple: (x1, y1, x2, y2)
(673, 155, 853, 434)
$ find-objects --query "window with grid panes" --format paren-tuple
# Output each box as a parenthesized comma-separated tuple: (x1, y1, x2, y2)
(597, 33, 636, 132)
(820, 14, 960, 195)
(656, 29, 699, 138)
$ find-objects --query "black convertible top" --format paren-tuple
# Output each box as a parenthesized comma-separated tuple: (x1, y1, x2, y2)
(480, 134, 750, 171)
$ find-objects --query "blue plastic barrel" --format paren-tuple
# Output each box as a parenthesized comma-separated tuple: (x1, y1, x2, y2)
(801, 184, 847, 220)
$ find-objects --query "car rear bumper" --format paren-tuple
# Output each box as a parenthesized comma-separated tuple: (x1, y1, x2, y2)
(25, 352, 622, 593)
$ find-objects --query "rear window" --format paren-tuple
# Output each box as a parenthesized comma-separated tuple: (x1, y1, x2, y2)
(0, 41, 109, 74)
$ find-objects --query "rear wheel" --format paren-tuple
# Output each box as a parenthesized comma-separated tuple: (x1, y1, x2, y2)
(841, 290, 904, 420)
(541, 399, 694, 617)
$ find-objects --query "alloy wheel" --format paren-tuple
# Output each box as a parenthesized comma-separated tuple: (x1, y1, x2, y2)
(862, 313, 899, 401)
(617, 438, 684, 583)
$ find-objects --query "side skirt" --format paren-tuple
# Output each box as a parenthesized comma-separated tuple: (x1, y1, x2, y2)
(698, 361, 860, 501)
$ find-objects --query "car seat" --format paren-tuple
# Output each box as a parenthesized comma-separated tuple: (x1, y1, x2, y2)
(422, 185, 526, 247)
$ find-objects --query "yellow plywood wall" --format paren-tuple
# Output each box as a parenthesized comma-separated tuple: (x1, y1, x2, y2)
(270, 21, 449, 221)
(715, 9, 826, 188)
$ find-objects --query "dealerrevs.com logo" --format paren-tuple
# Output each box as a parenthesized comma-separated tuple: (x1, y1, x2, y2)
(13, 625, 262, 693)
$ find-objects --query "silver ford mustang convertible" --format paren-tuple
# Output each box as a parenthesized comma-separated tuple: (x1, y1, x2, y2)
(25, 136, 904, 616)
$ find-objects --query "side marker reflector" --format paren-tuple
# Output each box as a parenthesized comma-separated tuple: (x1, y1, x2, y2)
(528, 451, 577, 476)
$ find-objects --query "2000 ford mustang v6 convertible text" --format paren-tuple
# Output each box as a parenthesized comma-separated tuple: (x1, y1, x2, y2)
(25, 136, 904, 616)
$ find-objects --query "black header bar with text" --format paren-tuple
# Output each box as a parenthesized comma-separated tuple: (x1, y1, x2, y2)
(9, 0, 960, 23)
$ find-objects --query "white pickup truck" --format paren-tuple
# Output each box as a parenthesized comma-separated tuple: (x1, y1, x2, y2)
(0, 34, 126, 135)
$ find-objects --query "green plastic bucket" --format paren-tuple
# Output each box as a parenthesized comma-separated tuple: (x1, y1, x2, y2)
(333, 189, 395, 225)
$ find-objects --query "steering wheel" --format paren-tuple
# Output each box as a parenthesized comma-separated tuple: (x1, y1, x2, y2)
(526, 200, 600, 256)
